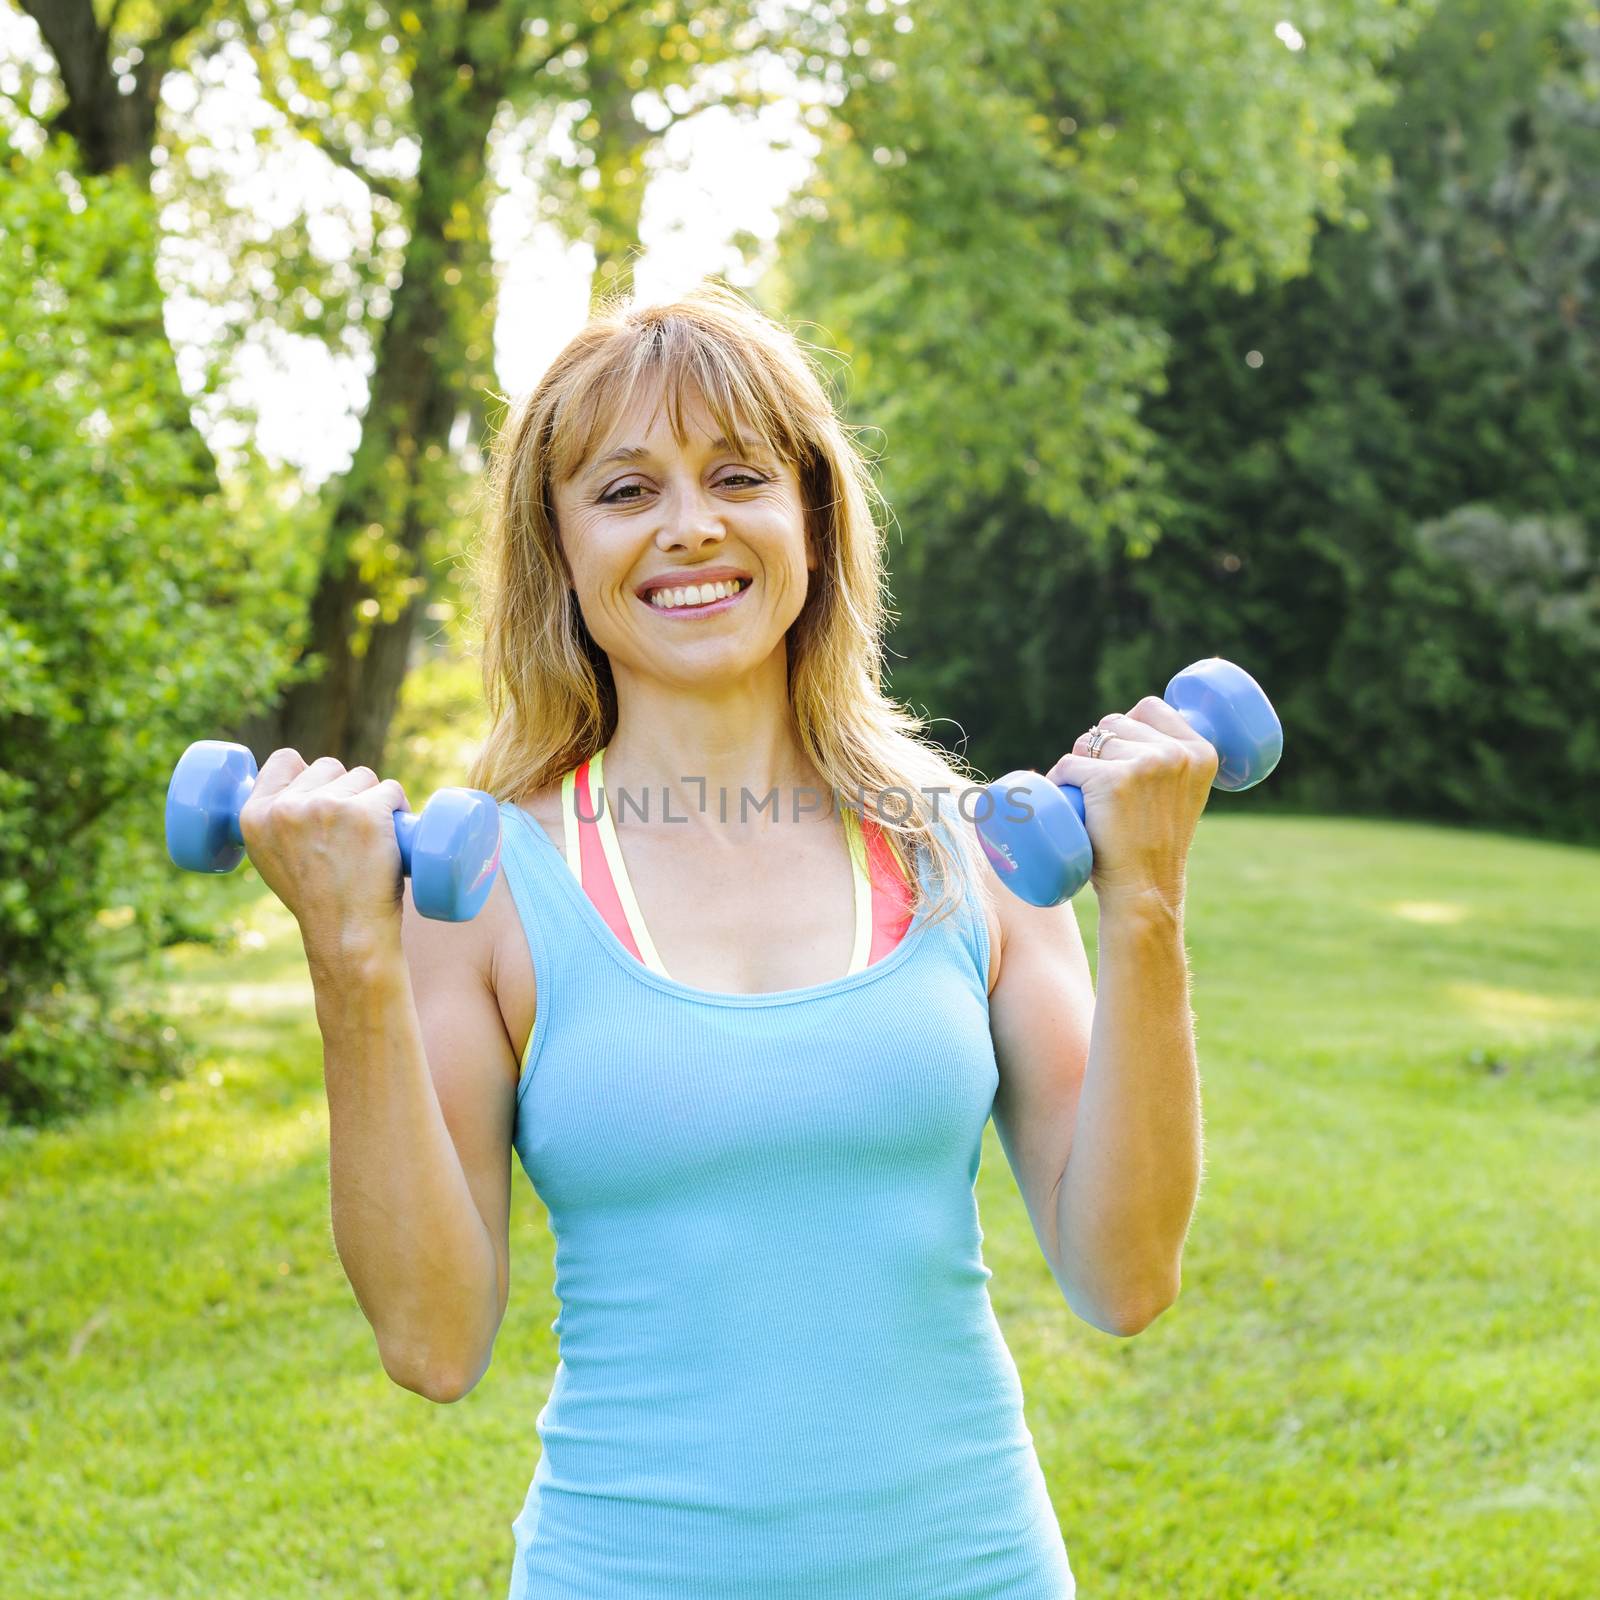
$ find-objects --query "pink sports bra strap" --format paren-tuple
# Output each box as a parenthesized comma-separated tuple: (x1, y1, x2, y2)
(572, 756, 644, 961)
(862, 813, 914, 961)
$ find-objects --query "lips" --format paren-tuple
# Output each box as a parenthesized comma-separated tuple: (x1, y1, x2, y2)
(640, 578, 752, 617)
(634, 566, 752, 600)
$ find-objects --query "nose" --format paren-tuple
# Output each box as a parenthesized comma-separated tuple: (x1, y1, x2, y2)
(653, 481, 727, 555)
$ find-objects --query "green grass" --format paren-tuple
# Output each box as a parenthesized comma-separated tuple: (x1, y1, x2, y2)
(3, 813, 1597, 1597)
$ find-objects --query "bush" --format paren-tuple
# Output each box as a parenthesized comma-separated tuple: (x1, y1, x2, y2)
(0, 982, 196, 1125)
(0, 133, 310, 1124)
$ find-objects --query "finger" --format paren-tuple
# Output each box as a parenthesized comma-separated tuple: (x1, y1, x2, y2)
(321, 764, 381, 797)
(1066, 725, 1133, 761)
(1090, 711, 1210, 777)
(1045, 748, 1132, 788)
(1126, 695, 1210, 746)
(282, 755, 348, 795)
(364, 778, 412, 816)
(1092, 709, 1165, 745)
(248, 748, 310, 806)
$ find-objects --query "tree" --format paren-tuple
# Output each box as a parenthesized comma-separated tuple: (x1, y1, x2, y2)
(227, 0, 803, 770)
(1118, 0, 1600, 839)
(14, 0, 231, 493)
(0, 130, 306, 1122)
(770, 0, 1432, 776)
(9, 0, 807, 776)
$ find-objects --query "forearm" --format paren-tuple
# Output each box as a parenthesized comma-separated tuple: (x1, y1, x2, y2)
(1055, 892, 1202, 1330)
(309, 942, 499, 1394)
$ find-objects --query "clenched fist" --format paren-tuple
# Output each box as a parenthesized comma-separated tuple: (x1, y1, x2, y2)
(238, 749, 413, 966)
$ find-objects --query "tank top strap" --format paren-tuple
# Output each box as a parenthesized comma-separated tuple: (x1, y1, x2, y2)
(493, 797, 578, 1088)
(919, 808, 993, 995)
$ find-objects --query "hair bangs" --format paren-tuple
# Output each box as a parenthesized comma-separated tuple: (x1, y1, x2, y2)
(547, 312, 800, 495)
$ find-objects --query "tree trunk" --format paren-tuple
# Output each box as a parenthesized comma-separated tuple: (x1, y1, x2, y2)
(232, 254, 459, 768)
(231, 47, 504, 773)
(584, 55, 653, 305)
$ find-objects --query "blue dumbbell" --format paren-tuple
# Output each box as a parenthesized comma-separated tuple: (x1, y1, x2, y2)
(974, 657, 1283, 907)
(165, 740, 502, 923)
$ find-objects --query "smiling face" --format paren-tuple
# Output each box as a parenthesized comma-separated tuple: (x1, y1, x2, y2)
(551, 381, 818, 690)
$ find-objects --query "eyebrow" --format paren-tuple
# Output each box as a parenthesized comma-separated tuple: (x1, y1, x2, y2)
(587, 434, 768, 476)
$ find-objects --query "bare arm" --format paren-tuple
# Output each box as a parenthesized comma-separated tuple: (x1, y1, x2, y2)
(997, 692, 1215, 1334)
(313, 878, 519, 1403)
(1053, 892, 1198, 1330)
(984, 826, 1198, 1336)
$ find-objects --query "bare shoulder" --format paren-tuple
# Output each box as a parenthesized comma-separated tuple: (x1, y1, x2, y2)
(480, 783, 566, 1067)
(512, 784, 569, 867)
(399, 867, 519, 1083)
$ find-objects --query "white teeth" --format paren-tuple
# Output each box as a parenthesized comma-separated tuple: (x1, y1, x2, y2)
(648, 579, 744, 609)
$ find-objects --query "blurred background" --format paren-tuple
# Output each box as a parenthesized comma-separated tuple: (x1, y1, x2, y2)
(2, 1, 1597, 1595)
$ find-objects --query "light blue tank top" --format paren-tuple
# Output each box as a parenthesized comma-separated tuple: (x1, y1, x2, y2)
(498, 797, 1076, 1600)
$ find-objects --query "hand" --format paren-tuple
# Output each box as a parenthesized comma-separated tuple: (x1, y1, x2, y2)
(1043, 696, 1220, 912)
(237, 749, 413, 964)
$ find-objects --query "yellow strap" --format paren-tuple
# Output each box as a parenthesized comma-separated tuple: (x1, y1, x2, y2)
(841, 805, 874, 975)
(589, 747, 671, 978)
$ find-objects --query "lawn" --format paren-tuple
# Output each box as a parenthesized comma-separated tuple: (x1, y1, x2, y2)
(3, 813, 1596, 1597)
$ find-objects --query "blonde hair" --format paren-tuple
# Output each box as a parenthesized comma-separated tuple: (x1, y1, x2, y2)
(465, 279, 992, 934)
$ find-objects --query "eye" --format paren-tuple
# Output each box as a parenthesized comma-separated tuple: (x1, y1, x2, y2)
(599, 472, 770, 504)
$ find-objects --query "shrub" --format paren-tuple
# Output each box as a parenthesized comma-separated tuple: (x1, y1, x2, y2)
(0, 132, 309, 1124)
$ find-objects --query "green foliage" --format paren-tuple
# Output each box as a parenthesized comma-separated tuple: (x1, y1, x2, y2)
(778, 0, 1430, 547)
(772, 0, 1433, 783)
(500, 1, 785, 287)
(0, 982, 198, 1127)
(774, 0, 1599, 846)
(1112, 0, 1600, 842)
(0, 130, 310, 1124)
(1413, 506, 1600, 651)
(384, 647, 490, 803)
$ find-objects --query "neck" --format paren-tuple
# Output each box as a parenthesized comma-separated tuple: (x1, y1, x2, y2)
(602, 659, 829, 837)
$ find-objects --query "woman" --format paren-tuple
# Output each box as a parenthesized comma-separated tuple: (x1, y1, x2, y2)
(241, 282, 1208, 1597)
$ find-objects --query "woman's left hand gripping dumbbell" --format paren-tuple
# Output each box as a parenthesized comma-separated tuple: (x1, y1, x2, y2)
(1044, 704, 1221, 913)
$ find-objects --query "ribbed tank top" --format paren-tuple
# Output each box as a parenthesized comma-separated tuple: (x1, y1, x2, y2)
(497, 794, 1076, 1600)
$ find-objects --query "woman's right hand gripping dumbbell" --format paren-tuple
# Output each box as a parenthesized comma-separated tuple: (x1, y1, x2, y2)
(238, 752, 415, 969)
(164, 738, 502, 928)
